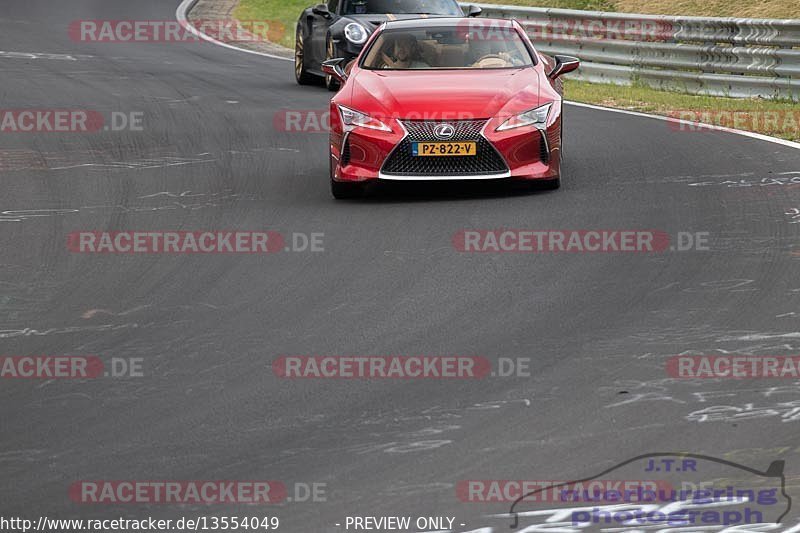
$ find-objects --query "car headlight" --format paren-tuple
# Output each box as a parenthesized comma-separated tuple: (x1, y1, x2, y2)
(496, 103, 552, 132)
(338, 105, 392, 132)
(344, 23, 368, 45)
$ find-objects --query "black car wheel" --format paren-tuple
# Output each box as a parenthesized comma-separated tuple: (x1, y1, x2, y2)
(331, 180, 365, 199)
(330, 156, 363, 199)
(538, 177, 561, 190)
(325, 37, 341, 92)
(295, 26, 315, 85)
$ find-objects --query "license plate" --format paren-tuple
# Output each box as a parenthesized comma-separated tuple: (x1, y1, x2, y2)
(411, 141, 477, 157)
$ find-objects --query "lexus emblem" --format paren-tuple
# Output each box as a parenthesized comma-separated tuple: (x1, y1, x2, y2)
(433, 123, 456, 140)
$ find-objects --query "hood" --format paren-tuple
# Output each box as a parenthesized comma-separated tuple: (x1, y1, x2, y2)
(348, 68, 542, 121)
(346, 13, 458, 30)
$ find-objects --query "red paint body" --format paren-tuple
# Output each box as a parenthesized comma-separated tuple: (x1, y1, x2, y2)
(329, 18, 565, 184)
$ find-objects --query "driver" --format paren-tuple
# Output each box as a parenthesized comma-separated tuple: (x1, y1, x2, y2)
(381, 34, 429, 69)
(468, 37, 523, 67)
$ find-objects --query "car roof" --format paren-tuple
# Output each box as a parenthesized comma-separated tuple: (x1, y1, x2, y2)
(381, 17, 517, 30)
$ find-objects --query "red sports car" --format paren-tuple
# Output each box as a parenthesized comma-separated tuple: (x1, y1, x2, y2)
(322, 17, 579, 199)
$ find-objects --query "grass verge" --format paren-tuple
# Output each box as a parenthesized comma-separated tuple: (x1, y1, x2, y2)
(565, 80, 800, 141)
(233, 0, 307, 48)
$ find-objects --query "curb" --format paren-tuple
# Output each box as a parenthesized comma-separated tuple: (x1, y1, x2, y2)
(176, 0, 294, 61)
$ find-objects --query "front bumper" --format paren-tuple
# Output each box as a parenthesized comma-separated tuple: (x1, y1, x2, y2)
(332, 118, 561, 183)
(377, 171, 511, 180)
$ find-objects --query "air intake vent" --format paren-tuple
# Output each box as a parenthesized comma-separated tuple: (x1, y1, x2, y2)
(539, 132, 550, 164)
(341, 137, 351, 166)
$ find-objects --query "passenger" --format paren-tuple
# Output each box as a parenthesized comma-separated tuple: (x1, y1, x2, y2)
(469, 38, 496, 65)
(469, 37, 523, 67)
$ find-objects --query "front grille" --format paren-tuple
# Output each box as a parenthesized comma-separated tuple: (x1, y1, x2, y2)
(403, 120, 487, 141)
(381, 120, 509, 177)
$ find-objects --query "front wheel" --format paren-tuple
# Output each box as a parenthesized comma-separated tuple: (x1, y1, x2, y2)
(331, 180, 364, 199)
(330, 156, 364, 199)
(325, 37, 341, 92)
(295, 26, 315, 85)
(538, 177, 560, 190)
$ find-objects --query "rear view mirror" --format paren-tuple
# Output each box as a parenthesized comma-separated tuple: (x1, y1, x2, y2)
(312, 3, 331, 18)
(548, 55, 580, 79)
(322, 58, 348, 84)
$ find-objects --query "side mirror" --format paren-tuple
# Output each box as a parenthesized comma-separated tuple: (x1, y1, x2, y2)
(548, 54, 580, 79)
(322, 58, 348, 84)
(467, 5, 482, 17)
(312, 3, 331, 17)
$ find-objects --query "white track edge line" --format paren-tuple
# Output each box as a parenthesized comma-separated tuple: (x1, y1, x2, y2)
(565, 101, 800, 151)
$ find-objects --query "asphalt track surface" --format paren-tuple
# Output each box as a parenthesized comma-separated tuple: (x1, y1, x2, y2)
(2, 1, 800, 532)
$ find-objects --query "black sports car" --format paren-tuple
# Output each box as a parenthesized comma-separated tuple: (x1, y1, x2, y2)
(295, 0, 482, 90)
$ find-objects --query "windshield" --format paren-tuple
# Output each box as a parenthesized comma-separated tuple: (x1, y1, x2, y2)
(342, 0, 462, 16)
(361, 26, 535, 70)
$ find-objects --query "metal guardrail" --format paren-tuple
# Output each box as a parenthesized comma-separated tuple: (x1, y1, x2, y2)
(461, 2, 800, 99)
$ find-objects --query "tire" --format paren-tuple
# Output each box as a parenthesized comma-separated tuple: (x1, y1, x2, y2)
(331, 180, 364, 199)
(330, 156, 364, 199)
(325, 37, 341, 92)
(295, 26, 315, 85)
(538, 177, 561, 190)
